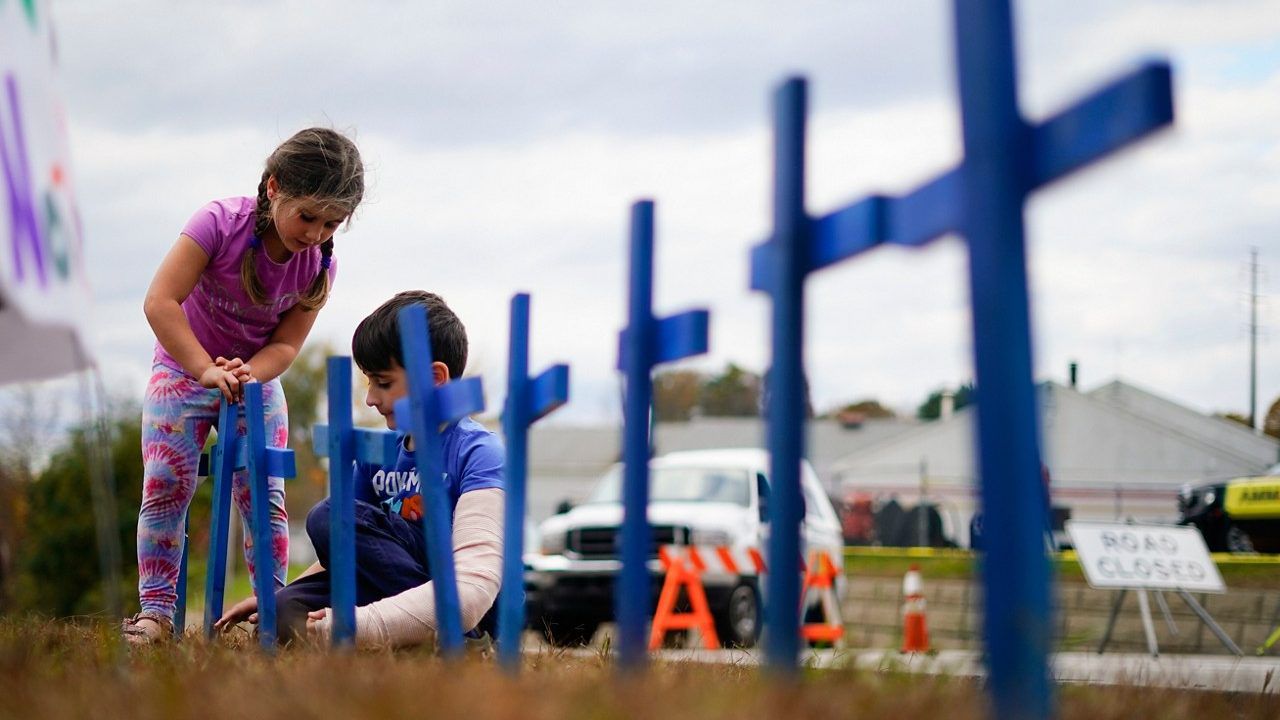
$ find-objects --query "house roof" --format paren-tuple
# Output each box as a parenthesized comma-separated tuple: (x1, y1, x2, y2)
(828, 379, 1280, 491)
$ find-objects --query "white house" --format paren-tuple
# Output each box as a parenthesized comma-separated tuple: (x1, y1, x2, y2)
(828, 379, 1280, 546)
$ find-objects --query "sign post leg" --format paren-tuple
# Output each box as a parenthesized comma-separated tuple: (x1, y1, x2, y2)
(1176, 589, 1243, 656)
(1097, 589, 1126, 654)
(1154, 590, 1179, 636)
(1135, 589, 1159, 657)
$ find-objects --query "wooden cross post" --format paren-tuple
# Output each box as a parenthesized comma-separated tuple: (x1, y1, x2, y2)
(395, 305, 487, 659)
(311, 355, 400, 648)
(749, 1, 1172, 704)
(195, 390, 296, 651)
(616, 199, 710, 668)
(497, 292, 570, 671)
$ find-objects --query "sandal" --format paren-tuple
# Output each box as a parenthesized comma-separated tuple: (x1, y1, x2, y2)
(122, 610, 175, 645)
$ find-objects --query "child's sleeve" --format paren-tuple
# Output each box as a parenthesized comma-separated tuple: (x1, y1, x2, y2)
(457, 435, 504, 494)
(180, 200, 227, 258)
(351, 460, 375, 505)
(349, 487, 504, 647)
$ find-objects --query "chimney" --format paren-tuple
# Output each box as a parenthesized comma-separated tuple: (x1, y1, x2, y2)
(940, 390, 955, 420)
(1069, 361, 1078, 390)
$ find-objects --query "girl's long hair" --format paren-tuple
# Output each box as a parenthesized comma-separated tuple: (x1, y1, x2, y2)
(241, 127, 364, 310)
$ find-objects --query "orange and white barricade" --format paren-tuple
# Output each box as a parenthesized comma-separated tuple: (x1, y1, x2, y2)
(648, 545, 768, 650)
(648, 544, 845, 650)
(800, 550, 845, 646)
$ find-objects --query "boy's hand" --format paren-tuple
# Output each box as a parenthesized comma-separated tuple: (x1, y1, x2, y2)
(306, 609, 332, 640)
(213, 595, 259, 630)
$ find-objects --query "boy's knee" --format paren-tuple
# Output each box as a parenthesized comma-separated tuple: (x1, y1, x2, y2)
(305, 499, 331, 565)
(276, 596, 312, 646)
(306, 499, 331, 540)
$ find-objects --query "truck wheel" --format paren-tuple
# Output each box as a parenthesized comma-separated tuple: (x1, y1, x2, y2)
(539, 616, 599, 647)
(715, 582, 760, 648)
(1226, 523, 1257, 553)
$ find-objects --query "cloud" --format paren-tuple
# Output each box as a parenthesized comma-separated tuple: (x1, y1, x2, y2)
(46, 0, 1280, 426)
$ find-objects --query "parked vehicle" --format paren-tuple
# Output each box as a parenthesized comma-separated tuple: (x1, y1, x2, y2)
(525, 448, 845, 647)
(1178, 463, 1280, 553)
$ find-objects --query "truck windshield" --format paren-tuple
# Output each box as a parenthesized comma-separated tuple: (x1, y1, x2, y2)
(585, 466, 752, 506)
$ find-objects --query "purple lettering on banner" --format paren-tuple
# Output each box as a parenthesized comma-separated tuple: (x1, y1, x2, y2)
(0, 73, 47, 287)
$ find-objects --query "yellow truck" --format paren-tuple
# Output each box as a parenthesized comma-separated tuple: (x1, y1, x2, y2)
(1178, 464, 1280, 553)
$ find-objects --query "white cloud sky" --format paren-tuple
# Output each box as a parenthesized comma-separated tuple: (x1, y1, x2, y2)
(37, 0, 1280, 424)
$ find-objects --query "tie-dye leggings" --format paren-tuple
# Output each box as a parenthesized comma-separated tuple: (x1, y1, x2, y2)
(137, 362, 290, 620)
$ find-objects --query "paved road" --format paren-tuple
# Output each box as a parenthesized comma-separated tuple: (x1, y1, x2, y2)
(632, 647, 1280, 694)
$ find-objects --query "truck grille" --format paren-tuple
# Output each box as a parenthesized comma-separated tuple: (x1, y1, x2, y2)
(567, 525, 690, 559)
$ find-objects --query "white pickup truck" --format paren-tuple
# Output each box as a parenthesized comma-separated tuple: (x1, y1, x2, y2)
(525, 448, 845, 647)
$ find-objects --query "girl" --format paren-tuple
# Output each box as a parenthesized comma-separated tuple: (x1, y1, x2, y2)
(123, 128, 364, 644)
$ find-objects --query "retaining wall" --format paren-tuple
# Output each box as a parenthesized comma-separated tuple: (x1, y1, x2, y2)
(841, 576, 1280, 654)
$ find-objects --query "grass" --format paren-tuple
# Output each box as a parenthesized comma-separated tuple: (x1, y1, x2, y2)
(1, 618, 1278, 719)
(177, 559, 313, 629)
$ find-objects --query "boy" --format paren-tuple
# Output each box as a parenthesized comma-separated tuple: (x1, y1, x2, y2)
(216, 291, 505, 646)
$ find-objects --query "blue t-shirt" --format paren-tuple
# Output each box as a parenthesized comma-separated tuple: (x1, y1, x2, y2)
(353, 417, 504, 523)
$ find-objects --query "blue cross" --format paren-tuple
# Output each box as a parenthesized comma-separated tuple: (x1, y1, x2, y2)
(311, 355, 401, 648)
(615, 199, 710, 668)
(189, 387, 296, 651)
(497, 292, 570, 671)
(748, 1, 1172, 712)
(394, 305, 487, 658)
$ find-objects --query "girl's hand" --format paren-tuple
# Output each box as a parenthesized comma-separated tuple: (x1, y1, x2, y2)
(200, 364, 243, 403)
(213, 595, 259, 630)
(215, 356, 255, 383)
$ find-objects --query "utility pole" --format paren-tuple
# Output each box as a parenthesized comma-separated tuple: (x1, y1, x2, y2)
(1249, 247, 1259, 431)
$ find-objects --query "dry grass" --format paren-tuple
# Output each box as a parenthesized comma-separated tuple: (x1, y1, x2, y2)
(0, 618, 1277, 720)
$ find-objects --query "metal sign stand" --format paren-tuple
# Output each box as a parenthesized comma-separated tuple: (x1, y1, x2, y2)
(1097, 586, 1242, 657)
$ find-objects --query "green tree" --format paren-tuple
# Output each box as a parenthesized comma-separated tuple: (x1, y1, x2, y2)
(1218, 412, 1252, 429)
(917, 383, 975, 421)
(700, 363, 761, 417)
(1265, 397, 1280, 440)
(0, 462, 20, 612)
(654, 370, 703, 422)
(833, 399, 896, 419)
(15, 404, 143, 617)
(280, 343, 335, 517)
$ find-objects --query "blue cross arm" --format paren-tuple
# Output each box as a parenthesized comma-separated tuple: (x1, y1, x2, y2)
(750, 61, 1172, 295)
(1030, 60, 1173, 189)
(615, 310, 710, 370)
(749, 174, 961, 293)
(197, 438, 295, 479)
(655, 310, 709, 364)
(312, 424, 401, 465)
(265, 448, 296, 479)
(392, 377, 485, 430)
(528, 364, 570, 422)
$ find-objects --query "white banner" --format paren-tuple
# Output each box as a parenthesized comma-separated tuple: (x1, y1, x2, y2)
(0, 0, 92, 384)
(1067, 521, 1225, 593)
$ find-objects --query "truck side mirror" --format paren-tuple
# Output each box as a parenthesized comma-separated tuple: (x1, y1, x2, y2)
(555, 499, 574, 515)
(757, 472, 770, 523)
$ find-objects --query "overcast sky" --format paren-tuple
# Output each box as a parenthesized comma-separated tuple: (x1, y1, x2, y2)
(46, 0, 1280, 425)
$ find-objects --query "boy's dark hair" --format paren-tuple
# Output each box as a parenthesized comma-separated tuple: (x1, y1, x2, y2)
(352, 291, 468, 379)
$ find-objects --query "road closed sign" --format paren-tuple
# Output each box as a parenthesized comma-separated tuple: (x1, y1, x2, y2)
(1067, 521, 1225, 593)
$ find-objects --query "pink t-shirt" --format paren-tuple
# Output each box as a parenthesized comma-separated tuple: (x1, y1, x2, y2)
(153, 196, 339, 374)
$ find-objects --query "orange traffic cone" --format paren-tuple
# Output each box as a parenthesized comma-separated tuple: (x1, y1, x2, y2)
(900, 564, 930, 653)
